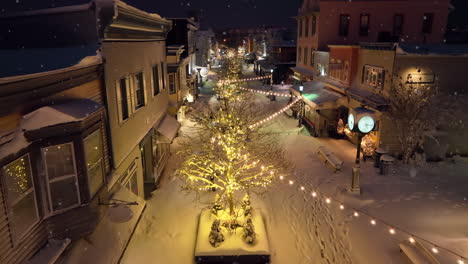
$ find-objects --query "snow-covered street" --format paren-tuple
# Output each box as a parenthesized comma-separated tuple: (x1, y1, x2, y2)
(121, 70, 468, 264)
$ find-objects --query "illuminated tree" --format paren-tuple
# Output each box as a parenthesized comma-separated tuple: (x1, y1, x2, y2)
(176, 53, 290, 224)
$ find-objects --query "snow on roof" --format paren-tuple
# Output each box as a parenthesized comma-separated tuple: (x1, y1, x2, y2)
(291, 81, 343, 107)
(0, 99, 102, 159)
(290, 66, 314, 77)
(157, 114, 181, 143)
(397, 43, 468, 56)
(0, 43, 101, 79)
(347, 87, 389, 107)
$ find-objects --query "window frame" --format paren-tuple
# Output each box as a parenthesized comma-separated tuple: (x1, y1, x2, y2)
(116, 77, 130, 122)
(422, 13, 434, 34)
(393, 14, 404, 36)
(312, 16, 317, 36)
(152, 64, 160, 96)
(42, 142, 81, 215)
(299, 18, 303, 37)
(359, 14, 370, 36)
(305, 16, 309, 37)
(133, 72, 146, 110)
(339, 14, 350, 37)
(2, 154, 40, 245)
(160, 62, 166, 90)
(304, 47, 308, 65)
(362, 65, 385, 89)
(83, 129, 105, 199)
(168, 73, 176, 94)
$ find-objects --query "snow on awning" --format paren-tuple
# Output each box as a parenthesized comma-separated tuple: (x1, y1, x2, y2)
(22, 99, 103, 131)
(291, 80, 343, 108)
(156, 114, 181, 143)
(290, 66, 314, 77)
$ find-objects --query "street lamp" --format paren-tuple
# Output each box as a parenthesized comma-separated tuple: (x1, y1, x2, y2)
(348, 108, 376, 194)
(270, 69, 274, 86)
(297, 84, 304, 127)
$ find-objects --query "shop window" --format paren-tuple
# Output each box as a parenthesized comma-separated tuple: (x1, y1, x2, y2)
(134, 72, 145, 109)
(169, 73, 176, 94)
(360, 14, 369, 36)
(152, 64, 160, 96)
(312, 16, 317, 36)
(84, 129, 104, 198)
(362, 65, 385, 89)
(422, 13, 433, 34)
(42, 143, 80, 213)
(393, 14, 404, 36)
(117, 78, 129, 121)
(2, 154, 39, 243)
(339, 14, 350, 36)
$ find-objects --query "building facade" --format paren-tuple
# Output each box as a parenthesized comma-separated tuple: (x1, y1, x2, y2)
(294, 0, 451, 80)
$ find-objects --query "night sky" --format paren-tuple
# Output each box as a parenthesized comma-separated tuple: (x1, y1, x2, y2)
(0, 0, 301, 30)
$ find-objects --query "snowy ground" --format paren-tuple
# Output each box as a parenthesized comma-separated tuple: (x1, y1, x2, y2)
(121, 68, 468, 264)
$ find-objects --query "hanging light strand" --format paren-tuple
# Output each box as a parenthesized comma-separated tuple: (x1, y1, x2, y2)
(278, 175, 468, 263)
(239, 87, 294, 97)
(249, 97, 301, 129)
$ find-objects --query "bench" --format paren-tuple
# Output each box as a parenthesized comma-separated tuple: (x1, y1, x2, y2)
(399, 239, 440, 264)
(317, 146, 343, 172)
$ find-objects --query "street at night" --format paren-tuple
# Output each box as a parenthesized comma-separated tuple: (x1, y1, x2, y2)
(1, 1, 468, 264)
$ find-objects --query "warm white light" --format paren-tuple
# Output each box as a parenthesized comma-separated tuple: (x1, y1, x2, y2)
(457, 259, 465, 264)
(339, 204, 344, 210)
(300, 186, 305, 191)
(370, 219, 376, 225)
(289, 180, 294, 185)
(325, 198, 331, 204)
(409, 237, 415, 243)
(431, 247, 438, 254)
(354, 212, 359, 217)
(279, 176, 284, 180)
(389, 228, 396, 235)
(311, 192, 317, 197)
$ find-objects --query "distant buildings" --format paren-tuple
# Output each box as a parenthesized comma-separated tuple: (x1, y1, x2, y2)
(0, 1, 209, 263)
(289, 0, 468, 158)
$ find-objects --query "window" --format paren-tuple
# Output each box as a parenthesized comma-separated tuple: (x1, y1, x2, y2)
(152, 65, 160, 96)
(360, 14, 369, 36)
(160, 62, 166, 90)
(169, 73, 176, 94)
(422, 13, 434, 34)
(310, 49, 314, 66)
(42, 143, 80, 213)
(362, 65, 385, 89)
(117, 78, 129, 121)
(339, 15, 350, 36)
(297, 47, 302, 64)
(343, 61, 349, 81)
(299, 18, 303, 37)
(134, 72, 145, 109)
(2, 155, 39, 243)
(393, 14, 404, 36)
(305, 16, 309, 37)
(84, 129, 104, 198)
(304, 47, 308, 65)
(312, 16, 317, 36)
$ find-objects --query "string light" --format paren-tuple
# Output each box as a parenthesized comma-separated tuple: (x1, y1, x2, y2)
(389, 228, 396, 235)
(409, 237, 415, 244)
(288, 180, 294, 185)
(458, 259, 465, 264)
(353, 212, 359, 217)
(339, 204, 344, 210)
(311, 191, 317, 197)
(249, 97, 302, 129)
(300, 186, 305, 191)
(239, 87, 294, 97)
(370, 219, 376, 226)
(432, 247, 439, 254)
(325, 198, 331, 204)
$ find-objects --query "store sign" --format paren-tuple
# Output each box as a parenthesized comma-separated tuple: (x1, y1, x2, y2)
(406, 73, 435, 84)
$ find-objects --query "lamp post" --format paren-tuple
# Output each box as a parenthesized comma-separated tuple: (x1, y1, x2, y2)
(348, 109, 375, 194)
(297, 84, 304, 127)
(270, 69, 274, 86)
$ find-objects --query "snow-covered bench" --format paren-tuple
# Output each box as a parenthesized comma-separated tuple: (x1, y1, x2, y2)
(399, 239, 440, 264)
(317, 146, 343, 172)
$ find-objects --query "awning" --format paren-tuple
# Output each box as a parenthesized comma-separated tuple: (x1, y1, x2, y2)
(290, 66, 314, 78)
(157, 114, 181, 143)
